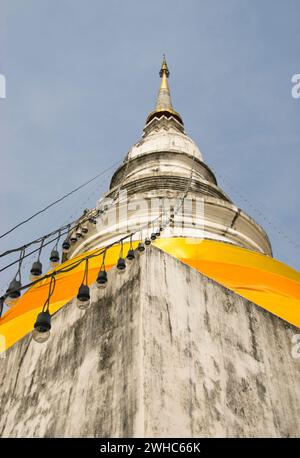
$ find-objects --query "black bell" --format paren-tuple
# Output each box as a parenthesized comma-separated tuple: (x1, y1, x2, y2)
(96, 270, 107, 288)
(77, 284, 90, 302)
(62, 238, 70, 252)
(30, 261, 42, 277)
(126, 249, 135, 260)
(76, 228, 83, 238)
(50, 249, 60, 264)
(150, 233, 156, 241)
(34, 310, 51, 333)
(137, 242, 145, 252)
(145, 238, 151, 246)
(155, 230, 160, 237)
(33, 310, 51, 343)
(70, 233, 77, 244)
(81, 225, 88, 234)
(117, 257, 126, 271)
(6, 278, 21, 299)
(160, 227, 163, 232)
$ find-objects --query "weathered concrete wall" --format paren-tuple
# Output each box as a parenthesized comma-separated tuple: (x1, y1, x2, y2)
(0, 246, 300, 437)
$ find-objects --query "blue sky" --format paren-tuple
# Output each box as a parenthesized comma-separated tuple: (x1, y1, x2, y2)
(0, 0, 299, 293)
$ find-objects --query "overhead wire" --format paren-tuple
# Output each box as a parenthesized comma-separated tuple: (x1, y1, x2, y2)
(211, 167, 300, 251)
(0, 156, 184, 261)
(0, 152, 198, 324)
(0, 160, 121, 240)
(0, 158, 128, 259)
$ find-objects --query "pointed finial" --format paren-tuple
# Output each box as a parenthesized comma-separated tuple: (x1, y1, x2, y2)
(145, 56, 183, 127)
(156, 55, 172, 109)
(159, 55, 170, 78)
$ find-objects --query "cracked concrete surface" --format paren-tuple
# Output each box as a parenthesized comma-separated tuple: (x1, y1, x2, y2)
(0, 246, 299, 437)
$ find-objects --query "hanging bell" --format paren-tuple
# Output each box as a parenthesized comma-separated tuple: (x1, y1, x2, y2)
(6, 278, 21, 299)
(76, 227, 83, 238)
(32, 310, 51, 343)
(30, 260, 42, 277)
(150, 233, 156, 241)
(88, 216, 97, 225)
(62, 238, 70, 252)
(49, 249, 60, 266)
(77, 284, 91, 309)
(145, 238, 151, 246)
(137, 242, 145, 252)
(155, 230, 160, 237)
(96, 270, 107, 288)
(81, 224, 88, 234)
(126, 249, 135, 261)
(117, 257, 126, 273)
(70, 233, 77, 244)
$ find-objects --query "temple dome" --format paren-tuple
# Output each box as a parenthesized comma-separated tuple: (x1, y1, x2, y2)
(68, 56, 272, 260)
(128, 125, 203, 161)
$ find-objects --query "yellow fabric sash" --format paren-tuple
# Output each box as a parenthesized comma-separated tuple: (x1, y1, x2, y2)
(1, 238, 299, 351)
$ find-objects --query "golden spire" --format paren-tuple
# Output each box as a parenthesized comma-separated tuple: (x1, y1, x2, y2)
(155, 55, 173, 111)
(146, 56, 183, 126)
(158, 54, 170, 90)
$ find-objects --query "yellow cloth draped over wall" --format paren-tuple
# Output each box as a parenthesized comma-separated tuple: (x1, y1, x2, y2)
(1, 238, 300, 351)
